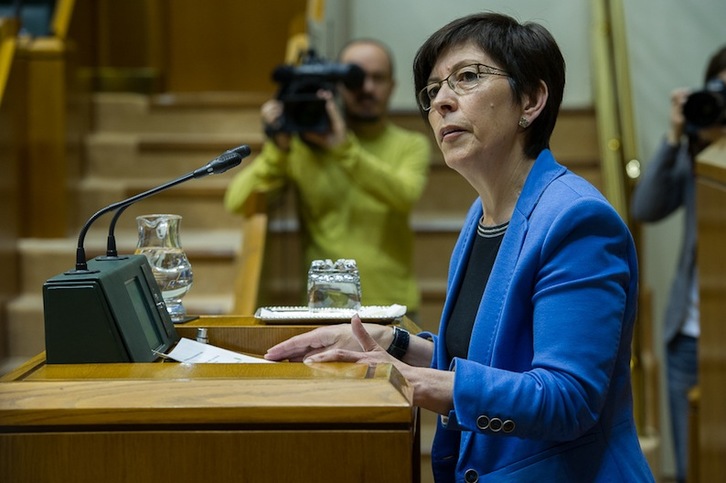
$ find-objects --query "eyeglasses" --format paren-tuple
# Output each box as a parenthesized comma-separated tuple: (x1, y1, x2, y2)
(417, 63, 509, 111)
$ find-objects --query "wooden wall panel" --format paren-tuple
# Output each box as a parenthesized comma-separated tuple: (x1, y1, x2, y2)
(164, 0, 306, 93)
(74, 0, 305, 94)
(695, 138, 726, 482)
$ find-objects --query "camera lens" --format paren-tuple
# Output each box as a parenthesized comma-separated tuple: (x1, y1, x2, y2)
(683, 78, 726, 128)
(683, 92, 724, 128)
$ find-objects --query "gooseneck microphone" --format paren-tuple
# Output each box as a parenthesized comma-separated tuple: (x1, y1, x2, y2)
(103, 144, 252, 259)
(43, 144, 252, 364)
(72, 145, 251, 272)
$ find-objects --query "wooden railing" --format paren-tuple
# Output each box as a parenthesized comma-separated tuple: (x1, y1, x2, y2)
(0, 18, 18, 99)
(0, 1, 87, 366)
(232, 192, 270, 315)
(0, 17, 21, 363)
(1, 0, 85, 238)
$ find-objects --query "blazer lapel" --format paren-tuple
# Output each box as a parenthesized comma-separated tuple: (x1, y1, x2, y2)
(467, 150, 567, 364)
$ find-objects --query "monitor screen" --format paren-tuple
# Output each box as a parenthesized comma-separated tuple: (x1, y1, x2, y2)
(125, 276, 164, 352)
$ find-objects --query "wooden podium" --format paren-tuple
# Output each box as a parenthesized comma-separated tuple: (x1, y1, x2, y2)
(693, 137, 726, 482)
(0, 317, 420, 482)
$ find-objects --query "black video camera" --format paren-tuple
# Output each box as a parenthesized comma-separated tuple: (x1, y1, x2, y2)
(683, 78, 726, 130)
(270, 50, 365, 134)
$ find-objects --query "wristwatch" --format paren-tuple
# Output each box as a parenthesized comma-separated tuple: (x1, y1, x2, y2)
(386, 326, 410, 360)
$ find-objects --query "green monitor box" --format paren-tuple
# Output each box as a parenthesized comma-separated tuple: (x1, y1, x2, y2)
(43, 255, 180, 364)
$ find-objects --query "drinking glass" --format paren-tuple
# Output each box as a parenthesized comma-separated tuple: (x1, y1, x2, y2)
(307, 259, 362, 310)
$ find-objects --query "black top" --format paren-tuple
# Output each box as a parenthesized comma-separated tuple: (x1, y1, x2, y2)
(445, 218, 508, 360)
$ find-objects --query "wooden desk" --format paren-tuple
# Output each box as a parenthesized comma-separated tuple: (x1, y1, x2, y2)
(694, 138, 726, 482)
(0, 317, 419, 482)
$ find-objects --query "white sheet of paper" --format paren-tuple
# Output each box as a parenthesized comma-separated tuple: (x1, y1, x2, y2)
(165, 337, 274, 364)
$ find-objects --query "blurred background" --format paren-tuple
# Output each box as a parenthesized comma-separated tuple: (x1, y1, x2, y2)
(1, 1, 724, 480)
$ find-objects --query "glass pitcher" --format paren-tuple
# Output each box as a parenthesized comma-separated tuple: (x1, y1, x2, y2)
(135, 214, 193, 322)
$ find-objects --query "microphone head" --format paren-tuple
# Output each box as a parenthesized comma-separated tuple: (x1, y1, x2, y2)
(211, 151, 243, 174)
(228, 144, 252, 159)
(193, 150, 242, 178)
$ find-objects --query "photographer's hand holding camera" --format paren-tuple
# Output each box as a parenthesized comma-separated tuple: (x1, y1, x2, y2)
(294, 89, 349, 150)
(632, 45, 726, 223)
(260, 99, 291, 151)
(260, 89, 347, 151)
(224, 39, 431, 315)
(631, 44, 726, 483)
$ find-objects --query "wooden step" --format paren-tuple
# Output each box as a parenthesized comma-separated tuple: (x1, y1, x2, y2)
(5, 294, 46, 359)
(72, 162, 475, 239)
(92, 92, 266, 134)
(19, 217, 461, 298)
(71, 176, 241, 231)
(84, 132, 264, 179)
(18, 230, 241, 296)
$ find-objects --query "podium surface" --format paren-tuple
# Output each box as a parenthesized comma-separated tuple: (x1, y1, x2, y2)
(0, 316, 419, 482)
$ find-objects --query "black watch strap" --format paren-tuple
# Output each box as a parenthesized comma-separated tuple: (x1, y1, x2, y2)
(386, 326, 410, 360)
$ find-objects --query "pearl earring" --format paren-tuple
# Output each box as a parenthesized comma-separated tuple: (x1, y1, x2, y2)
(518, 117, 530, 128)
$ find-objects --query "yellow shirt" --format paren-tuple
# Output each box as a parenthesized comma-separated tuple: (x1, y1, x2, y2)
(224, 122, 430, 311)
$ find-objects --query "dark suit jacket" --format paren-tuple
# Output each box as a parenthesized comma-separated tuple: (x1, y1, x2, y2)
(631, 139, 697, 343)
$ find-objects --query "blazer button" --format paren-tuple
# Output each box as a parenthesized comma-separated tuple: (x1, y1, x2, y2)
(489, 417, 503, 432)
(464, 469, 479, 482)
(502, 419, 515, 433)
(476, 415, 490, 430)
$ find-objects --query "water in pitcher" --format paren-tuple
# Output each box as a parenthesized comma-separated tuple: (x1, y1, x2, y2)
(135, 214, 194, 322)
(135, 247, 194, 302)
(135, 247, 193, 322)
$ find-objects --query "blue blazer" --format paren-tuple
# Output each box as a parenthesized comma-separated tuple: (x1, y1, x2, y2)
(428, 150, 654, 482)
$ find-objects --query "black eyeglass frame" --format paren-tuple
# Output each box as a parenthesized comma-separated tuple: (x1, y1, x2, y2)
(417, 63, 509, 111)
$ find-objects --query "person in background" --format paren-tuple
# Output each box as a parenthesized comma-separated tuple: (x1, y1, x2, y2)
(264, 12, 654, 482)
(224, 39, 430, 318)
(631, 44, 726, 483)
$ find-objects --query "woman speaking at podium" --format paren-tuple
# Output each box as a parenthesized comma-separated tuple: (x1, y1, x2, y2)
(265, 12, 654, 482)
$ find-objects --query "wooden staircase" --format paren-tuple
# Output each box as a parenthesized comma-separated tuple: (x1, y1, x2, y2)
(4, 91, 480, 363)
(5, 91, 601, 366)
(5, 92, 258, 363)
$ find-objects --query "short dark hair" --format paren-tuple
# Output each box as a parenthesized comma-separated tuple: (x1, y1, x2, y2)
(704, 44, 726, 83)
(413, 12, 566, 158)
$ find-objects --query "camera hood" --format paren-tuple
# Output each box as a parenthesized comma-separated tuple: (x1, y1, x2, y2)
(272, 63, 365, 90)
